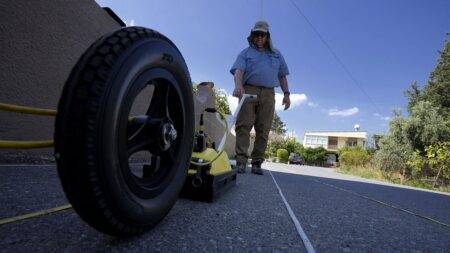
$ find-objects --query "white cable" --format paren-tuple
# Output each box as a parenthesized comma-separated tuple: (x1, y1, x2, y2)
(269, 170, 316, 253)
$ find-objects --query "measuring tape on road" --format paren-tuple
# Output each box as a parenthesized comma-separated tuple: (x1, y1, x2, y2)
(0, 204, 72, 226)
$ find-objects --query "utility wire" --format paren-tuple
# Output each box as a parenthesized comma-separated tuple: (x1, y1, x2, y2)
(288, 0, 383, 115)
(260, 0, 264, 20)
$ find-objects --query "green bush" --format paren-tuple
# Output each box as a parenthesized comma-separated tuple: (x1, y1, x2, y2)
(372, 135, 412, 174)
(276, 149, 289, 163)
(301, 147, 327, 163)
(339, 146, 370, 167)
(285, 137, 303, 155)
(267, 139, 286, 157)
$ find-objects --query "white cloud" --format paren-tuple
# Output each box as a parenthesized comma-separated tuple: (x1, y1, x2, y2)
(226, 92, 308, 114)
(125, 19, 135, 26)
(275, 93, 307, 111)
(373, 113, 390, 121)
(227, 95, 238, 114)
(307, 102, 318, 108)
(328, 107, 359, 117)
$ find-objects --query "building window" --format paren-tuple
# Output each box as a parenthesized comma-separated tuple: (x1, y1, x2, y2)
(346, 138, 357, 147)
(305, 135, 327, 147)
(328, 137, 337, 146)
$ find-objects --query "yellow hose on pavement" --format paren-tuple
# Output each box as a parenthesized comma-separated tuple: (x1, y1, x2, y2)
(0, 140, 54, 149)
(0, 102, 56, 148)
(0, 102, 57, 116)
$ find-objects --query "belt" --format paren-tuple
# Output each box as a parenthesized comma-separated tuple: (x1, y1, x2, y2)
(244, 83, 274, 90)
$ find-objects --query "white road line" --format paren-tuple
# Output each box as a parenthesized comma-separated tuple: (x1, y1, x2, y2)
(269, 170, 316, 253)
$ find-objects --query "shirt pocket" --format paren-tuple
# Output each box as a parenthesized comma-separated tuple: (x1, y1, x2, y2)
(246, 54, 259, 70)
(269, 54, 280, 69)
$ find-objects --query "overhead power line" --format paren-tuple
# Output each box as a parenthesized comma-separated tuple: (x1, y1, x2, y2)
(288, 0, 382, 115)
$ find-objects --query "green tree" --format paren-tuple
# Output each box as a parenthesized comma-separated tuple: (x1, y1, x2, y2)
(404, 81, 422, 113)
(373, 135, 412, 176)
(213, 88, 231, 115)
(271, 112, 287, 135)
(192, 82, 231, 115)
(425, 41, 450, 120)
(405, 41, 450, 121)
(403, 101, 450, 152)
(426, 141, 450, 185)
(267, 138, 286, 157)
(373, 39, 450, 186)
(285, 137, 303, 155)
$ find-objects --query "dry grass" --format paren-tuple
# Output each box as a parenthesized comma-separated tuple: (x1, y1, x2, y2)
(337, 165, 450, 193)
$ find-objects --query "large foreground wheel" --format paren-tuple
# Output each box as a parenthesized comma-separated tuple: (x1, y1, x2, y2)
(55, 27, 194, 237)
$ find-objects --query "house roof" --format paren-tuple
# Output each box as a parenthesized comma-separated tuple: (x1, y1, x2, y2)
(304, 131, 367, 139)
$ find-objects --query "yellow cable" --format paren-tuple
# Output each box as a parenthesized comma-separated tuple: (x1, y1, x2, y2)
(0, 102, 57, 116)
(0, 140, 54, 149)
(0, 204, 72, 226)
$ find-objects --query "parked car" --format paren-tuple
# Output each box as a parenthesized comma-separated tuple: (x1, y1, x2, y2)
(288, 153, 304, 165)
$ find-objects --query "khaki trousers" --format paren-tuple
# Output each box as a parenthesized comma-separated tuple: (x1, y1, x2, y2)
(235, 85, 275, 165)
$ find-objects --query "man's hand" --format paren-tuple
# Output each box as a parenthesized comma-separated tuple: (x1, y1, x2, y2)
(282, 94, 291, 110)
(233, 69, 245, 98)
(233, 84, 245, 98)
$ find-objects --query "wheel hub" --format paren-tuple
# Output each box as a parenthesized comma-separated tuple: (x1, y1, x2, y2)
(159, 120, 177, 151)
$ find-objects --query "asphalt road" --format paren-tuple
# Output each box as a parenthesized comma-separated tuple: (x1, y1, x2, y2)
(0, 162, 449, 252)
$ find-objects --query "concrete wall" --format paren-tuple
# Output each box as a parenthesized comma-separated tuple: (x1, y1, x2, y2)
(0, 0, 120, 163)
(194, 82, 236, 157)
(0, 1, 236, 163)
(337, 137, 347, 150)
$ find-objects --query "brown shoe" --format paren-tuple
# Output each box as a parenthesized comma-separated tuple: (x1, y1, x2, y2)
(251, 163, 264, 175)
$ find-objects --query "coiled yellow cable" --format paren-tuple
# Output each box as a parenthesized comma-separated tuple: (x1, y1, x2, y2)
(0, 102, 56, 148)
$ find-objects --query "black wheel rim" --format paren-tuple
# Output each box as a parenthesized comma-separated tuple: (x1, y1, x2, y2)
(117, 68, 186, 199)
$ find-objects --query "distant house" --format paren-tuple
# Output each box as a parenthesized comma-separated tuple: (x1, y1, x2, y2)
(302, 131, 367, 152)
(302, 130, 367, 165)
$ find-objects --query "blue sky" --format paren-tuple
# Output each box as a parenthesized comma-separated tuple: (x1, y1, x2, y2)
(96, 0, 449, 141)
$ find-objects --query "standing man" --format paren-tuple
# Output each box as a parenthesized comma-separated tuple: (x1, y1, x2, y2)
(230, 21, 291, 175)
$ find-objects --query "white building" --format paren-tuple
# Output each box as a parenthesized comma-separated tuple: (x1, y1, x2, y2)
(302, 131, 367, 152)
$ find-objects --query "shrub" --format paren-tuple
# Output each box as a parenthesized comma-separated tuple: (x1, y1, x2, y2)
(285, 137, 303, 155)
(267, 139, 286, 157)
(301, 147, 327, 163)
(372, 135, 412, 175)
(339, 146, 370, 167)
(276, 149, 289, 163)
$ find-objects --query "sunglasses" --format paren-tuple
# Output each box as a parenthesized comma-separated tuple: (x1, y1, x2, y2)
(252, 31, 267, 38)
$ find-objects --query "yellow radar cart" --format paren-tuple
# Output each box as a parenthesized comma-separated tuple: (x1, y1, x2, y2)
(181, 94, 257, 202)
(0, 16, 256, 237)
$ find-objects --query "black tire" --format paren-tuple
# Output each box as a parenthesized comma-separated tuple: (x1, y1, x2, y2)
(55, 27, 194, 237)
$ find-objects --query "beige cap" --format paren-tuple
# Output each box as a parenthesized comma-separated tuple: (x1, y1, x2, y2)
(251, 20, 269, 33)
(248, 20, 275, 52)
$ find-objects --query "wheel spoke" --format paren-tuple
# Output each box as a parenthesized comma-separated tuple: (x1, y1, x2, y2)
(127, 119, 156, 155)
(127, 136, 151, 156)
(162, 147, 175, 164)
(147, 83, 171, 119)
(142, 155, 159, 179)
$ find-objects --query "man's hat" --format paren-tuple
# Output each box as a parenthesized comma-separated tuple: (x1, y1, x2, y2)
(248, 20, 275, 52)
(251, 21, 269, 33)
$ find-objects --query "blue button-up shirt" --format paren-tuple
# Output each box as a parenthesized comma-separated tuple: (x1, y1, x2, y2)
(230, 45, 289, 88)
